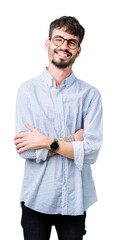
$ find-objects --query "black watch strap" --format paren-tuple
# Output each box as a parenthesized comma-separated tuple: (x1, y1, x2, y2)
(50, 138, 59, 151)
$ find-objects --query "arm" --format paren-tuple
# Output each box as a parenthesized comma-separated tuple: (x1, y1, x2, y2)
(15, 85, 49, 161)
(47, 129, 84, 159)
(14, 128, 75, 159)
(48, 134, 75, 157)
(15, 86, 36, 160)
(72, 92, 103, 170)
(15, 124, 84, 158)
(83, 92, 103, 164)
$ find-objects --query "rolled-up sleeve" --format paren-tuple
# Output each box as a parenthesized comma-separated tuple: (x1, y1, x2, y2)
(72, 141, 84, 171)
(36, 149, 49, 163)
(15, 85, 49, 161)
(73, 92, 103, 171)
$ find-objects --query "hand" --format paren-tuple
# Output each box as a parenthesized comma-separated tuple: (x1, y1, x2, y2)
(14, 123, 48, 153)
(74, 129, 84, 141)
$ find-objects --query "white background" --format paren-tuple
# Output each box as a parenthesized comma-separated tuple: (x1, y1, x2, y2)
(0, 0, 117, 239)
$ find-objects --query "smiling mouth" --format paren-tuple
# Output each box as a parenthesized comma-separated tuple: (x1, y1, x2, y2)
(58, 52, 69, 57)
(55, 50, 71, 58)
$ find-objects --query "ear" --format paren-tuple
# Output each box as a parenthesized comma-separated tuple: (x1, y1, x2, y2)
(45, 39, 50, 51)
(76, 46, 81, 58)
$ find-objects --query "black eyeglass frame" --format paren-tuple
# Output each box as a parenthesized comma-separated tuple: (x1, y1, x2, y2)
(50, 35, 80, 49)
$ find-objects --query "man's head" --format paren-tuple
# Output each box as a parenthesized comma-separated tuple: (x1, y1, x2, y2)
(49, 16, 85, 46)
(45, 16, 85, 69)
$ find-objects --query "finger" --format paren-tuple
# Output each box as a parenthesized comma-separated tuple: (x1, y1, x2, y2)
(14, 139, 23, 145)
(14, 131, 30, 140)
(17, 146, 28, 153)
(14, 133, 26, 140)
(17, 144, 31, 153)
(16, 142, 27, 150)
(14, 136, 28, 145)
(79, 128, 84, 133)
(25, 123, 35, 132)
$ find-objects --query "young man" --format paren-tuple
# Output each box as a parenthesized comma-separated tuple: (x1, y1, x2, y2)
(14, 16, 103, 240)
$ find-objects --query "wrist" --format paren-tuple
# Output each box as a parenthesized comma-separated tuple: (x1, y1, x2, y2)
(44, 136, 54, 149)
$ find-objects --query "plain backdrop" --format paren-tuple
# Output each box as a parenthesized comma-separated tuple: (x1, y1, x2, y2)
(0, 0, 117, 239)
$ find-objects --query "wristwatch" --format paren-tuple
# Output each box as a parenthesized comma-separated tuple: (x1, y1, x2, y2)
(50, 138, 59, 151)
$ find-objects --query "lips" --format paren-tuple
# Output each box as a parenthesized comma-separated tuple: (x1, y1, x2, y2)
(57, 52, 69, 57)
(54, 49, 72, 57)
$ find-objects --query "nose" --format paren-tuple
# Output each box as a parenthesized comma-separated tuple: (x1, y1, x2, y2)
(61, 39, 69, 48)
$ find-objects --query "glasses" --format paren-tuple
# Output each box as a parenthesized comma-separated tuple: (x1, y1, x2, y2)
(51, 35, 80, 50)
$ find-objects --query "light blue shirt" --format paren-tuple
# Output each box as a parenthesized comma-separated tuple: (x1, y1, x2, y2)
(15, 67, 103, 215)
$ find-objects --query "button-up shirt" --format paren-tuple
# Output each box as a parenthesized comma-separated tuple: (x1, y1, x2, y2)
(15, 67, 103, 215)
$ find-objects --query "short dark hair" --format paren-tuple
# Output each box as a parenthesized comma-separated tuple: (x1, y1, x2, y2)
(49, 16, 85, 45)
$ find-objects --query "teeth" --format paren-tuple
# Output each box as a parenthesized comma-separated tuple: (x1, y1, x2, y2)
(58, 52, 68, 57)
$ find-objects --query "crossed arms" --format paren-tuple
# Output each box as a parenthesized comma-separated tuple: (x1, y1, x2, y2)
(14, 86, 103, 170)
(14, 123, 84, 160)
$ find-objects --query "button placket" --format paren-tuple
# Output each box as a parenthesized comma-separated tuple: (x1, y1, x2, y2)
(62, 171, 68, 215)
(56, 90, 64, 137)
(56, 88, 68, 215)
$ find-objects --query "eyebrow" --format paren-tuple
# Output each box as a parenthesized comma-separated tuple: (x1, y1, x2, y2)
(53, 35, 78, 42)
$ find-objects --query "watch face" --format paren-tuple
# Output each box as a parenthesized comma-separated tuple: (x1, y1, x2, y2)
(51, 141, 59, 151)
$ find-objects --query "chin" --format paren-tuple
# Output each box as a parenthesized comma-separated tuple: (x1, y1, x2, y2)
(52, 60, 71, 69)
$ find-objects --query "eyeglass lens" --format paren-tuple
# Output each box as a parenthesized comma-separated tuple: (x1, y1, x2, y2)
(52, 36, 79, 49)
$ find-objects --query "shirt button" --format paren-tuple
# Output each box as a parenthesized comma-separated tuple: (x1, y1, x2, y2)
(64, 168, 67, 171)
(64, 187, 66, 190)
(61, 130, 63, 133)
(60, 109, 62, 113)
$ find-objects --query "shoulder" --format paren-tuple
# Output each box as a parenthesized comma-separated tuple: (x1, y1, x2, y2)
(75, 77, 101, 99)
(17, 74, 43, 95)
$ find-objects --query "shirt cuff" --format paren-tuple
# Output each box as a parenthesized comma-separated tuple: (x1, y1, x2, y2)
(36, 148, 49, 163)
(72, 141, 84, 171)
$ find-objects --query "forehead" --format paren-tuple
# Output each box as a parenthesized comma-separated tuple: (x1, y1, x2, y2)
(52, 28, 79, 41)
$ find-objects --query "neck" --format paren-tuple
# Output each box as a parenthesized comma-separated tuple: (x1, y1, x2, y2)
(48, 63, 72, 88)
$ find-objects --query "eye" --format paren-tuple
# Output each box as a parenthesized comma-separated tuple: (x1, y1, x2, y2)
(53, 36, 63, 46)
(54, 37, 63, 43)
(68, 40, 77, 46)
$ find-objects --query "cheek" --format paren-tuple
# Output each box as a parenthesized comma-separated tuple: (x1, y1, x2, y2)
(48, 46, 53, 58)
(72, 51, 79, 60)
(48, 45, 54, 54)
(77, 47, 81, 57)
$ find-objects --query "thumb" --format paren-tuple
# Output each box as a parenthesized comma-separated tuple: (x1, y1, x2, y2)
(25, 123, 35, 132)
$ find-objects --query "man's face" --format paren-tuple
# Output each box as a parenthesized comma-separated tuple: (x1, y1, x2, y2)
(45, 28, 81, 69)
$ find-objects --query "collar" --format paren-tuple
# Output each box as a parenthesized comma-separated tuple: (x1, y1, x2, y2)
(42, 67, 76, 88)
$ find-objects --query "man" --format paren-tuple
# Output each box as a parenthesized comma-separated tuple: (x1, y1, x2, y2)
(14, 16, 103, 240)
